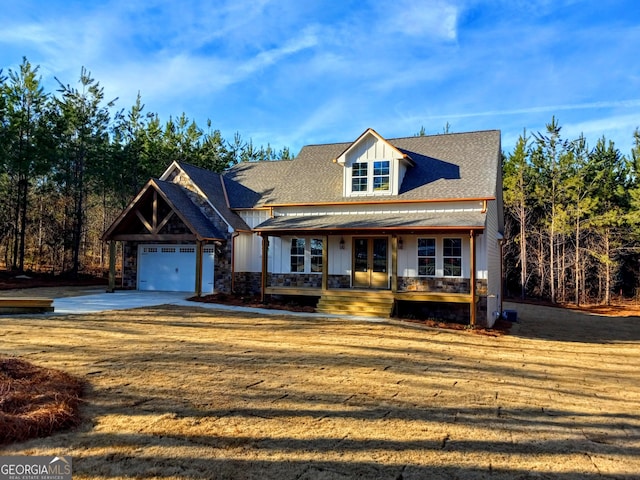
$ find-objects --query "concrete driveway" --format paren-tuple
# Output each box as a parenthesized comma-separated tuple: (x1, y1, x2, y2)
(52, 291, 194, 315)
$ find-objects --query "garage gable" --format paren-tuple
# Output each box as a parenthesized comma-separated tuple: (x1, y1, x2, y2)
(103, 179, 225, 242)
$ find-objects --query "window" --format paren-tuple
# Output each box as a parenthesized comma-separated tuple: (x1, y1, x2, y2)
(310, 238, 323, 272)
(417, 238, 436, 276)
(290, 239, 305, 272)
(290, 238, 323, 273)
(352, 162, 368, 192)
(373, 161, 390, 191)
(350, 160, 391, 194)
(443, 238, 462, 277)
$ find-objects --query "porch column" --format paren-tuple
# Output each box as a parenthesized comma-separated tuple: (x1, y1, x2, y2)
(107, 240, 116, 293)
(322, 235, 328, 292)
(391, 235, 398, 293)
(470, 230, 477, 326)
(261, 234, 269, 303)
(195, 240, 204, 297)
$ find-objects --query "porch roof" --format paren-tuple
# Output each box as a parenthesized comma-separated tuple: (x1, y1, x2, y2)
(254, 211, 485, 234)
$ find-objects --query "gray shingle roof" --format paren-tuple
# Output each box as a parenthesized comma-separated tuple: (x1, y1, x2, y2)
(155, 180, 226, 240)
(223, 130, 501, 207)
(176, 163, 250, 231)
(223, 159, 297, 208)
(254, 211, 486, 232)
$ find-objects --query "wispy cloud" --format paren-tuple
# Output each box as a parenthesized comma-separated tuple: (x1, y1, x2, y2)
(1, 0, 638, 155)
(417, 100, 640, 121)
(377, 0, 459, 40)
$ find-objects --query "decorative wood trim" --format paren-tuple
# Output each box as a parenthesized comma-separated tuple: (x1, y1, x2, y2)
(108, 240, 116, 292)
(135, 210, 153, 233)
(391, 235, 398, 293)
(261, 235, 269, 303)
(152, 191, 158, 231)
(156, 210, 175, 234)
(470, 229, 477, 326)
(255, 226, 485, 236)
(110, 234, 197, 241)
(195, 240, 203, 297)
(322, 235, 328, 292)
(260, 197, 494, 208)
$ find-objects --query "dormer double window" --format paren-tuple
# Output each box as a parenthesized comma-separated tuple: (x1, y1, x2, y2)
(335, 128, 414, 198)
(352, 160, 390, 193)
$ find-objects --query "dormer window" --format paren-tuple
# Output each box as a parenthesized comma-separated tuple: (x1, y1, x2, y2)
(335, 128, 415, 198)
(373, 161, 390, 191)
(349, 160, 391, 194)
(352, 162, 368, 192)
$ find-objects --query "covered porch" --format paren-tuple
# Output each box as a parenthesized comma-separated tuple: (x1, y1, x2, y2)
(255, 212, 485, 325)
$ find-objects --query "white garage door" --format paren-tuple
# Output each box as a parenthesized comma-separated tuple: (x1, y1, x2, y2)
(138, 244, 215, 293)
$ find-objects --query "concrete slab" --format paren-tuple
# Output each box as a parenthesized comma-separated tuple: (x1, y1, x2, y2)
(52, 291, 191, 315)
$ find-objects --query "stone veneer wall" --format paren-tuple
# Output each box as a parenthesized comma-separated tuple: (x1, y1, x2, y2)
(233, 272, 262, 296)
(327, 275, 351, 289)
(232, 273, 351, 295)
(396, 277, 490, 326)
(214, 240, 232, 293)
(398, 277, 488, 296)
(269, 273, 323, 289)
(122, 241, 138, 289)
(172, 171, 234, 294)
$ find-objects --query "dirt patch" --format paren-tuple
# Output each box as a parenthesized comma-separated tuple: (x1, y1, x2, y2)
(190, 292, 317, 313)
(0, 357, 84, 445)
(0, 301, 638, 478)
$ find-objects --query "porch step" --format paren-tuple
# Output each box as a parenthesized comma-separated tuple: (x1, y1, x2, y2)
(316, 292, 395, 318)
(0, 297, 54, 314)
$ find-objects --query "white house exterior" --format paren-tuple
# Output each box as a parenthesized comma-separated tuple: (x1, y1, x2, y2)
(104, 128, 504, 326)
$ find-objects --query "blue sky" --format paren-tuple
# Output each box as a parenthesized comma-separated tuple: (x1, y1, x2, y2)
(1, 0, 639, 156)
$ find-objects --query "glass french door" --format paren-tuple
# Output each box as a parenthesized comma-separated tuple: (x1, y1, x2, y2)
(353, 237, 389, 288)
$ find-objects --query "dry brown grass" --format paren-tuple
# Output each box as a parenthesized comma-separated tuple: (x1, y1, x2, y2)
(0, 357, 83, 444)
(0, 299, 639, 479)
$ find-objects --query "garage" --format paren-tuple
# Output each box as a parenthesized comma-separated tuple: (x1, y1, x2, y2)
(138, 244, 215, 293)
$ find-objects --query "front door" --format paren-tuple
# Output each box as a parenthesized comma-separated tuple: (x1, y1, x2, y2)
(353, 237, 389, 289)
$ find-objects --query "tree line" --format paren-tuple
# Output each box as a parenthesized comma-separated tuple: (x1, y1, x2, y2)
(3, 57, 640, 305)
(0, 58, 291, 276)
(503, 117, 640, 305)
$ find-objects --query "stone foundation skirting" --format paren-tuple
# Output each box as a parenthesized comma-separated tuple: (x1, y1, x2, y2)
(398, 277, 488, 295)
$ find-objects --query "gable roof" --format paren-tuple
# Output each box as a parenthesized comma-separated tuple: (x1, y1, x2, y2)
(334, 127, 414, 166)
(223, 130, 501, 208)
(103, 179, 226, 241)
(171, 162, 250, 231)
(254, 211, 486, 234)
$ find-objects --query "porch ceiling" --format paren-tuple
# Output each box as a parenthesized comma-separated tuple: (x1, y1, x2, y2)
(254, 211, 485, 235)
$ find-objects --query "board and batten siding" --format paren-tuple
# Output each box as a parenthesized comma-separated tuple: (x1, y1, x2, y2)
(236, 210, 271, 273)
(484, 198, 502, 326)
(272, 200, 485, 217)
(342, 134, 408, 197)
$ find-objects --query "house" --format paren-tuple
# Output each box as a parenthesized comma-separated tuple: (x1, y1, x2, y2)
(103, 128, 504, 326)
